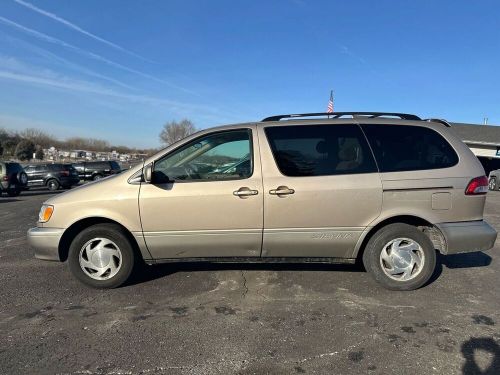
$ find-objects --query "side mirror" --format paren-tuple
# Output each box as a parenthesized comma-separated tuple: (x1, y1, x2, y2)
(143, 163, 153, 183)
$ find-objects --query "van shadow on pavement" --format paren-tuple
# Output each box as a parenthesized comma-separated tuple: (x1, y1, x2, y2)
(426, 252, 492, 286)
(126, 261, 364, 287)
(127, 251, 492, 287)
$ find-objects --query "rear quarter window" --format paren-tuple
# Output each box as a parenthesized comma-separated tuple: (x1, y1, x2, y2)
(362, 124, 459, 172)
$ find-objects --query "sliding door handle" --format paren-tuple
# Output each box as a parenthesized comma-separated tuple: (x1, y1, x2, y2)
(269, 186, 295, 196)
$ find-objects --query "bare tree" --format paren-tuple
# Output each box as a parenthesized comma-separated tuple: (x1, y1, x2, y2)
(19, 128, 54, 149)
(159, 119, 196, 146)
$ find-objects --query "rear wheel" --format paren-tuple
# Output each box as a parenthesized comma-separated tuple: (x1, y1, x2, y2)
(362, 223, 436, 291)
(47, 179, 60, 191)
(93, 174, 103, 181)
(489, 177, 497, 191)
(68, 224, 136, 288)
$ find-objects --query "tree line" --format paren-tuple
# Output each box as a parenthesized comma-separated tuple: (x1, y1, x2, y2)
(0, 119, 198, 162)
(0, 127, 158, 161)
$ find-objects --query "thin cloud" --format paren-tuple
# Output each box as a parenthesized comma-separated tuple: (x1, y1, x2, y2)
(0, 68, 222, 119)
(0, 31, 136, 90)
(0, 16, 195, 94)
(13, 0, 154, 63)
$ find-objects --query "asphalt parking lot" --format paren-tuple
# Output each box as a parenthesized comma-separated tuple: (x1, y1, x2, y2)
(1, 190, 499, 375)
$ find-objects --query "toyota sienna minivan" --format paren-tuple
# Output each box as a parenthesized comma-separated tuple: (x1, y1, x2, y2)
(28, 112, 497, 290)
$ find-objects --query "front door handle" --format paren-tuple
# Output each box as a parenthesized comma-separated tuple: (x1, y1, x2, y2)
(233, 187, 259, 198)
(269, 186, 295, 196)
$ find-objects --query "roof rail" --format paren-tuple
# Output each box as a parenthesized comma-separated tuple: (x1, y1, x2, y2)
(424, 118, 452, 127)
(262, 112, 422, 122)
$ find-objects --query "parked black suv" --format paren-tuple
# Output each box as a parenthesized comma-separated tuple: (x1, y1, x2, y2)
(24, 163, 80, 191)
(72, 161, 121, 181)
(0, 161, 28, 196)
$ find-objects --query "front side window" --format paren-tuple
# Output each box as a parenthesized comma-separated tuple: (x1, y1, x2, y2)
(48, 164, 63, 171)
(265, 125, 377, 177)
(362, 124, 459, 172)
(153, 129, 252, 182)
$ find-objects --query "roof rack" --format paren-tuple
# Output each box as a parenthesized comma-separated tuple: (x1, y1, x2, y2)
(262, 112, 422, 122)
(424, 118, 452, 127)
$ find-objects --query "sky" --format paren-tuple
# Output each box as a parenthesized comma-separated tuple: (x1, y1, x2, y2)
(0, 0, 499, 148)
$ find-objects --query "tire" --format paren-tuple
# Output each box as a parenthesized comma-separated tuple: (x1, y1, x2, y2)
(362, 223, 436, 291)
(489, 177, 497, 191)
(47, 179, 60, 191)
(17, 171, 28, 186)
(68, 224, 136, 289)
(7, 188, 21, 197)
(93, 174, 103, 181)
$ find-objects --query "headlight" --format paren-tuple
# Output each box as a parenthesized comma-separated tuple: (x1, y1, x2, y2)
(38, 204, 54, 223)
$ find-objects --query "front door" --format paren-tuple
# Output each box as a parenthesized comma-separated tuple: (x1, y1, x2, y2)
(139, 127, 263, 259)
(258, 123, 382, 258)
(26, 165, 45, 187)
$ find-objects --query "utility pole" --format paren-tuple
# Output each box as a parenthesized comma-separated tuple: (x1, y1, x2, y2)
(483, 117, 488, 125)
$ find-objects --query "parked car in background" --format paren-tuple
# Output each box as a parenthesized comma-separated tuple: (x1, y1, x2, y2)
(0, 161, 28, 197)
(24, 163, 80, 191)
(489, 169, 500, 191)
(72, 161, 121, 181)
(28, 112, 497, 291)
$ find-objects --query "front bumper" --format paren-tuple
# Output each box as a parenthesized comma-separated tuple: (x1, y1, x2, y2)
(27, 227, 64, 261)
(436, 220, 497, 254)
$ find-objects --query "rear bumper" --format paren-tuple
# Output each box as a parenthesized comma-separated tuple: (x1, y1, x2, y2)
(436, 221, 497, 254)
(27, 227, 64, 261)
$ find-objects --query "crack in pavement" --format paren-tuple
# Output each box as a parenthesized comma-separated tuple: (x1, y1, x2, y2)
(240, 270, 248, 298)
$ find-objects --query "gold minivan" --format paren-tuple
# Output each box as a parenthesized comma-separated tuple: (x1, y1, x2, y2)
(28, 112, 497, 290)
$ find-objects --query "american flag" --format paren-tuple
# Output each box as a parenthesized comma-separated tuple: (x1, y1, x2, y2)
(327, 90, 334, 113)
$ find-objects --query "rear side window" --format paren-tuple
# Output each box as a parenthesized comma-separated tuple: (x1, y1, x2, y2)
(87, 162, 106, 169)
(109, 161, 121, 170)
(264, 125, 377, 177)
(362, 125, 458, 172)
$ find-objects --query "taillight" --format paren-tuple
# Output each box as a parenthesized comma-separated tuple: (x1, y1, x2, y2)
(465, 176, 489, 195)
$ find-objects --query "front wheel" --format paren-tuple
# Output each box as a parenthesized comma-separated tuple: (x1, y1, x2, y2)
(362, 223, 436, 291)
(47, 179, 60, 191)
(68, 224, 136, 288)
